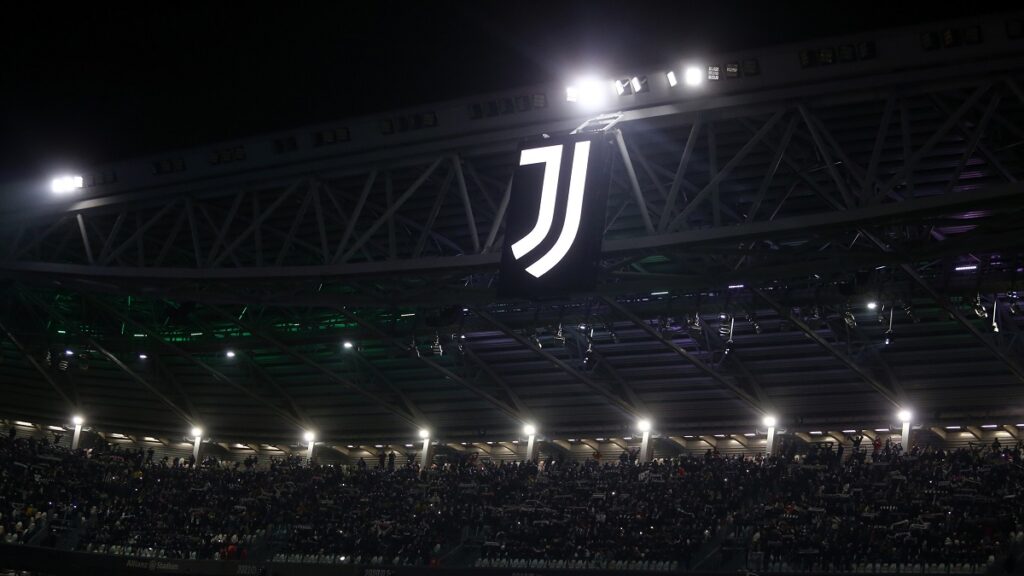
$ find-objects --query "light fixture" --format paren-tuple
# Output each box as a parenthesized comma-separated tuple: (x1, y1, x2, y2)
(565, 77, 611, 109)
(65, 349, 74, 356)
(613, 79, 631, 96)
(867, 301, 878, 310)
(50, 175, 83, 194)
(684, 66, 703, 86)
(763, 415, 777, 427)
(138, 353, 148, 360)
(666, 70, 678, 87)
(523, 424, 537, 436)
(637, 419, 652, 432)
(342, 341, 354, 350)
(72, 415, 84, 426)
(191, 427, 203, 438)
(418, 428, 430, 439)
(431, 333, 443, 356)
(303, 431, 315, 443)
(898, 410, 912, 422)
(630, 76, 649, 94)
(225, 350, 236, 358)
(955, 264, 977, 271)
(973, 295, 988, 319)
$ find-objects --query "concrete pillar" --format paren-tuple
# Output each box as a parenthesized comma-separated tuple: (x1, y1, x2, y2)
(305, 441, 315, 465)
(766, 426, 776, 456)
(192, 435, 202, 462)
(639, 430, 652, 463)
(419, 437, 432, 470)
(525, 434, 537, 462)
(901, 421, 911, 451)
(72, 424, 83, 450)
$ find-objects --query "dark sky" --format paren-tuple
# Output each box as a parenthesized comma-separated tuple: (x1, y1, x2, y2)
(0, 1, 1007, 181)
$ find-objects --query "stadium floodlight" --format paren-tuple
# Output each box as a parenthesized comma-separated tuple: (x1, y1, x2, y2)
(666, 70, 678, 87)
(138, 353, 148, 360)
(72, 415, 84, 426)
(565, 77, 611, 110)
(898, 409, 912, 423)
(65, 349, 74, 356)
(637, 419, 652, 432)
(684, 66, 703, 86)
(342, 341, 354, 350)
(867, 301, 878, 310)
(191, 427, 203, 438)
(225, 350, 236, 358)
(303, 431, 315, 443)
(763, 415, 777, 427)
(51, 175, 83, 194)
(418, 428, 430, 439)
(523, 424, 537, 436)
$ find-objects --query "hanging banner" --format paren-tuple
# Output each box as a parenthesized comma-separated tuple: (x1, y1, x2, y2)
(498, 133, 612, 299)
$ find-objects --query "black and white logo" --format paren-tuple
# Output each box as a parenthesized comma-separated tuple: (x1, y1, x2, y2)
(499, 134, 611, 298)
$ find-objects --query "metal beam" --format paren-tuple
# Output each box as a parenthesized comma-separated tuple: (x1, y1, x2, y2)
(203, 305, 422, 429)
(667, 109, 785, 230)
(451, 155, 480, 253)
(19, 292, 196, 424)
(600, 295, 765, 415)
(0, 320, 77, 411)
(341, 158, 443, 263)
(473, 308, 640, 419)
(614, 130, 656, 235)
(336, 308, 529, 424)
(751, 288, 901, 406)
(89, 298, 308, 430)
(6, 182, 1020, 283)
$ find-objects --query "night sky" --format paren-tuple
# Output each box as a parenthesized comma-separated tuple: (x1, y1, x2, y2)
(0, 1, 1006, 182)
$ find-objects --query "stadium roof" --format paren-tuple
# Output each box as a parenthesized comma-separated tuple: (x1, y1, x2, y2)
(0, 11, 1023, 447)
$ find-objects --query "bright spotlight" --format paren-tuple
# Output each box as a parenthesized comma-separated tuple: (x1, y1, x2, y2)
(51, 175, 83, 194)
(138, 353, 148, 360)
(565, 77, 611, 110)
(684, 66, 703, 87)
(225, 350, 236, 358)
(418, 428, 430, 439)
(342, 341, 354, 350)
(190, 427, 203, 438)
(867, 301, 878, 310)
(523, 424, 537, 436)
(666, 70, 678, 87)
(637, 419, 652, 432)
(72, 415, 84, 426)
(898, 410, 912, 422)
(763, 415, 777, 427)
(303, 431, 315, 443)
(65, 349, 74, 356)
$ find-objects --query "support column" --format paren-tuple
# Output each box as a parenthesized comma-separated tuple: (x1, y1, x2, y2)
(419, 437, 432, 470)
(71, 415, 83, 450)
(766, 426, 776, 456)
(302, 432, 316, 465)
(898, 410, 913, 454)
(639, 430, 652, 463)
(525, 434, 537, 462)
(192, 435, 202, 462)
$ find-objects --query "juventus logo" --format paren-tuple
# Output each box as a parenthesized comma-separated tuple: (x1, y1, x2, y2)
(510, 141, 592, 278)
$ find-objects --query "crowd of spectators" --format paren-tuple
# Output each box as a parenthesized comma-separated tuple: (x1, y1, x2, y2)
(3, 424, 1024, 572)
